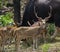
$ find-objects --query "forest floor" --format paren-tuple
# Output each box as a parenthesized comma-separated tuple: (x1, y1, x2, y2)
(4, 36, 60, 52)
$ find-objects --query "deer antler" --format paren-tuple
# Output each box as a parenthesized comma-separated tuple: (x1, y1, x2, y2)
(34, 5, 42, 21)
(45, 6, 52, 21)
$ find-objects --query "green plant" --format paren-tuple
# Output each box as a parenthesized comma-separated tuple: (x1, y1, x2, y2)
(41, 44, 50, 52)
(0, 12, 14, 26)
(47, 23, 55, 36)
(0, 0, 2, 8)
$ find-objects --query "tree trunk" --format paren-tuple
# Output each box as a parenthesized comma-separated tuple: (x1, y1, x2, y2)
(13, 0, 21, 27)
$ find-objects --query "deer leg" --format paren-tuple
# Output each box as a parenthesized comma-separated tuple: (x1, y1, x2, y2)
(0, 36, 2, 52)
(43, 32, 46, 43)
(32, 36, 38, 51)
(35, 36, 38, 49)
(2, 38, 5, 52)
(15, 35, 22, 52)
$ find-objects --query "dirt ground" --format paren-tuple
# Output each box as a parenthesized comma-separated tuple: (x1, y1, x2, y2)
(3, 36, 60, 52)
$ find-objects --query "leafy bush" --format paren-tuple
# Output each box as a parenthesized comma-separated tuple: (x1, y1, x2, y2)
(47, 23, 55, 36)
(0, 12, 14, 26)
(41, 44, 50, 52)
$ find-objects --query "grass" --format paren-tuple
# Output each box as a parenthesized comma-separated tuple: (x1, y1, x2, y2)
(40, 44, 50, 52)
(1, 36, 60, 52)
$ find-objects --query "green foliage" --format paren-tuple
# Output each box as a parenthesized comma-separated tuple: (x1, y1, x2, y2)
(0, 0, 2, 8)
(41, 44, 50, 52)
(0, 12, 14, 26)
(47, 23, 55, 36)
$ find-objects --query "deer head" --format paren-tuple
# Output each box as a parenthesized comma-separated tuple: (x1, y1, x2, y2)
(34, 5, 52, 26)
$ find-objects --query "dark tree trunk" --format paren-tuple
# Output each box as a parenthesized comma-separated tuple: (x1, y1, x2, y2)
(13, 0, 21, 27)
